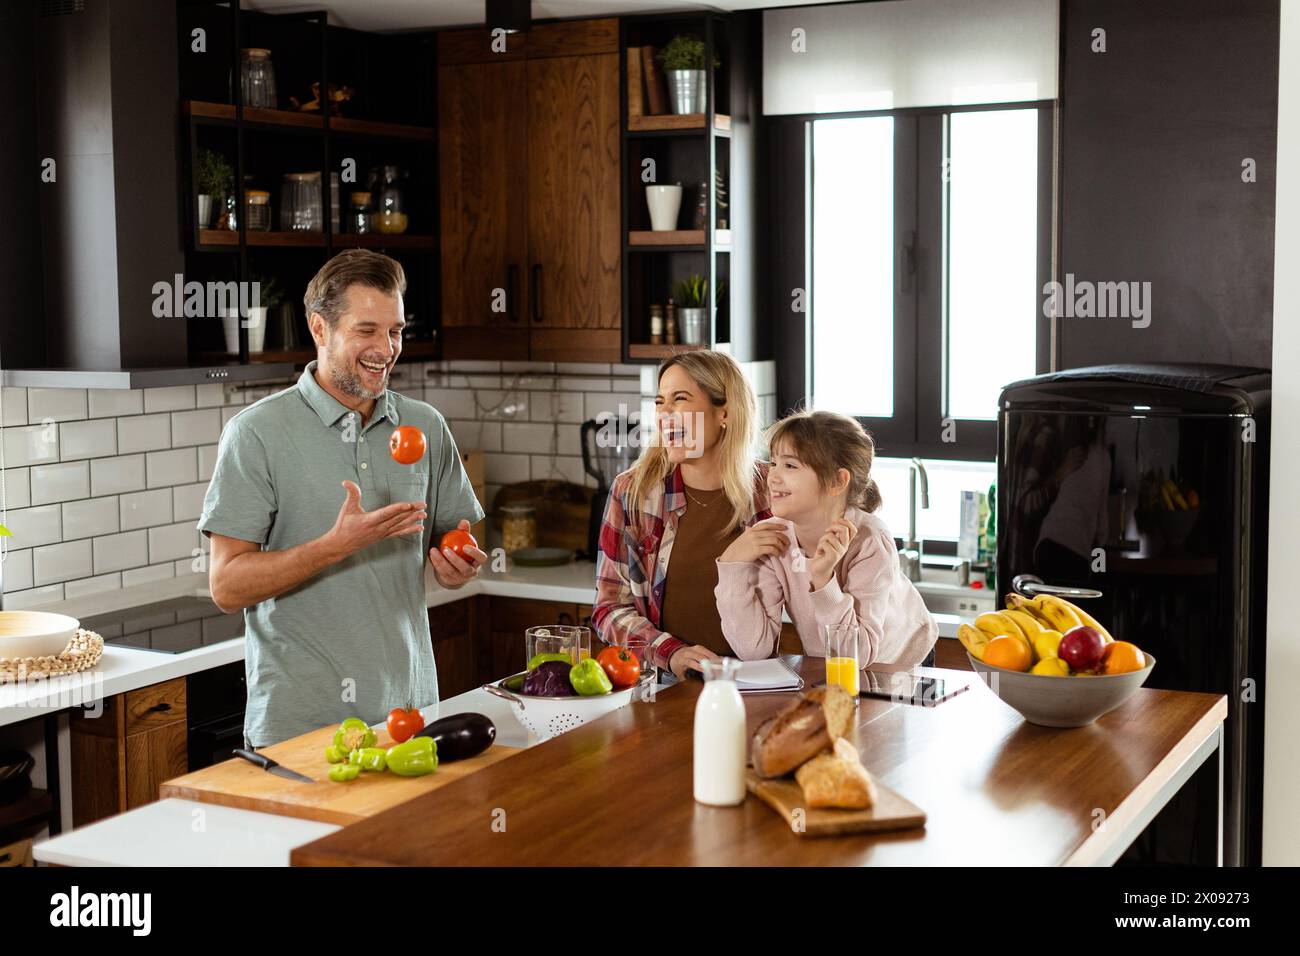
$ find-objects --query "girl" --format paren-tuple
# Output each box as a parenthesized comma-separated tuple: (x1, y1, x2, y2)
(592, 352, 771, 679)
(714, 411, 936, 668)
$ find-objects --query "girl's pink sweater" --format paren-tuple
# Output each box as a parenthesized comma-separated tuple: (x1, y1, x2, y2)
(714, 507, 937, 668)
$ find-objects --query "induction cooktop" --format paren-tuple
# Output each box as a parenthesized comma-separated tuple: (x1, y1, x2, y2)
(79, 595, 244, 654)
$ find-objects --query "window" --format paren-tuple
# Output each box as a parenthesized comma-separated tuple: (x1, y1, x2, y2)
(803, 103, 1053, 461)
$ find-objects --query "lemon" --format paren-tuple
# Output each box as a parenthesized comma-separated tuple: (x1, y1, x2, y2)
(1031, 657, 1070, 677)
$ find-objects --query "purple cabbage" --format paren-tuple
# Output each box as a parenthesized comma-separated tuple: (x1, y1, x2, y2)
(522, 660, 576, 697)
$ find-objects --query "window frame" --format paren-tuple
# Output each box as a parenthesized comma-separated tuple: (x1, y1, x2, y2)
(773, 100, 1056, 463)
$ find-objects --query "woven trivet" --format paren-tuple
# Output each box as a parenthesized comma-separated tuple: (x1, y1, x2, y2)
(0, 629, 104, 682)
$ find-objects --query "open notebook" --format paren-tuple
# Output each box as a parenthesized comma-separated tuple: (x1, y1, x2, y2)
(731, 658, 805, 695)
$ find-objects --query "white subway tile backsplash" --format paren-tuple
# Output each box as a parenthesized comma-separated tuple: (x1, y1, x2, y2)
(27, 388, 88, 423)
(170, 408, 222, 447)
(530, 391, 585, 424)
(4, 504, 62, 548)
(447, 420, 501, 453)
(33, 539, 93, 586)
(465, 374, 502, 389)
(172, 482, 208, 522)
(120, 488, 173, 531)
(143, 385, 196, 413)
(220, 407, 243, 428)
(3, 468, 31, 510)
(3, 423, 59, 467)
(64, 572, 122, 599)
(585, 392, 640, 423)
(500, 361, 555, 373)
(149, 521, 203, 564)
(484, 452, 530, 485)
(117, 413, 171, 454)
(447, 360, 502, 373)
(121, 563, 174, 588)
(639, 366, 657, 395)
(195, 383, 226, 408)
(61, 497, 119, 540)
(87, 388, 143, 419)
(530, 455, 589, 487)
(2, 387, 28, 427)
(5, 584, 64, 609)
(59, 418, 117, 460)
(30, 461, 90, 506)
(146, 448, 198, 488)
(197, 444, 219, 482)
(501, 422, 559, 456)
(423, 387, 477, 420)
(90, 454, 146, 497)
(4, 548, 33, 591)
(92, 530, 149, 575)
(559, 376, 609, 392)
(556, 362, 611, 375)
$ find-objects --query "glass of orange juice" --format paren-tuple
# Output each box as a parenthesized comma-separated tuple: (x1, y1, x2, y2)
(824, 624, 861, 697)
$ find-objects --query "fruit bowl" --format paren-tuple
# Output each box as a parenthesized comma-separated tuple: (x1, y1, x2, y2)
(966, 652, 1157, 728)
(0, 611, 81, 660)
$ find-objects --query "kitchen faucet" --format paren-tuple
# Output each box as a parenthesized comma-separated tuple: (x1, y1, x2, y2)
(900, 458, 929, 582)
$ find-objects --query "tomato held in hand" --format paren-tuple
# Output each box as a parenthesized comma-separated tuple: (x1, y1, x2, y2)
(597, 645, 642, 689)
(389, 425, 427, 465)
(386, 706, 425, 744)
(440, 529, 478, 561)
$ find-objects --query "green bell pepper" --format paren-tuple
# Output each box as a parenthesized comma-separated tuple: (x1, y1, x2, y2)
(386, 736, 438, 777)
(347, 747, 388, 772)
(329, 763, 361, 783)
(527, 652, 573, 670)
(332, 717, 376, 755)
(324, 744, 348, 764)
(569, 657, 613, 696)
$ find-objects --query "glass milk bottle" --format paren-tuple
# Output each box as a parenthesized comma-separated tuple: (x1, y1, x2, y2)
(693, 658, 747, 806)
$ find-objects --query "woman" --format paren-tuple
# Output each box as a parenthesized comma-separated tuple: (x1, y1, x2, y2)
(592, 351, 769, 678)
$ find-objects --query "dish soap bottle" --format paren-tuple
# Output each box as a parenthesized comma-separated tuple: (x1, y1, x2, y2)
(693, 658, 747, 806)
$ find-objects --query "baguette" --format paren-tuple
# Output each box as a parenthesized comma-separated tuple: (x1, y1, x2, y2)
(751, 685, 855, 778)
(795, 737, 878, 809)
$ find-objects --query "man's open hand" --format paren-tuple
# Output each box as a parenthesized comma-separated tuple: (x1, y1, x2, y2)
(326, 480, 425, 560)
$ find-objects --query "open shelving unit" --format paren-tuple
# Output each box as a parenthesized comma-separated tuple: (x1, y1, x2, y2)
(178, 2, 439, 368)
(619, 12, 761, 364)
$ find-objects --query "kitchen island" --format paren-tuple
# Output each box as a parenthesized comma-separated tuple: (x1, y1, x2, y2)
(291, 658, 1226, 867)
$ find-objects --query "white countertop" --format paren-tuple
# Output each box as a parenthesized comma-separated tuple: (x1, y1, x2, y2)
(1, 560, 599, 729)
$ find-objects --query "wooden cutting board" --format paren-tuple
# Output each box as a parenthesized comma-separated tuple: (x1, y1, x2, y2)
(160, 722, 521, 826)
(745, 770, 926, 837)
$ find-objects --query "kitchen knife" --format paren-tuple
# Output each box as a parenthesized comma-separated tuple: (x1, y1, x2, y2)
(233, 747, 315, 783)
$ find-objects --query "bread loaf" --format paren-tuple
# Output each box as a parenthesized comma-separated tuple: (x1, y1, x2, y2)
(795, 737, 878, 809)
(750, 685, 856, 778)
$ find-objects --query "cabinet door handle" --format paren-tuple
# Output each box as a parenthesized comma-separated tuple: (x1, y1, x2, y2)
(149, 703, 173, 713)
(531, 264, 542, 323)
(506, 264, 519, 324)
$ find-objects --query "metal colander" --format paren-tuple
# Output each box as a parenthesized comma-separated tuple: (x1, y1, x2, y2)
(482, 674, 638, 742)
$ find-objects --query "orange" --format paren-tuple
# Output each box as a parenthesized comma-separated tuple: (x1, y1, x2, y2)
(1101, 641, 1146, 675)
(983, 635, 1032, 672)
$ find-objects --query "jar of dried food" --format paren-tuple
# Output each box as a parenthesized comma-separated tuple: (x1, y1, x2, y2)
(245, 189, 271, 231)
(350, 191, 373, 234)
(500, 504, 537, 553)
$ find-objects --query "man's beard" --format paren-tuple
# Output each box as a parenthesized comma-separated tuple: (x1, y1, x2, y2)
(325, 342, 386, 400)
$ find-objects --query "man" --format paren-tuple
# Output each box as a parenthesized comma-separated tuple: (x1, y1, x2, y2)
(198, 250, 487, 747)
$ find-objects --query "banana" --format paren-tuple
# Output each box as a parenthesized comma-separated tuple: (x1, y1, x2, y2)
(1003, 608, 1051, 639)
(1033, 595, 1083, 634)
(957, 623, 990, 661)
(1032, 629, 1064, 661)
(975, 611, 1034, 658)
(1005, 593, 1036, 613)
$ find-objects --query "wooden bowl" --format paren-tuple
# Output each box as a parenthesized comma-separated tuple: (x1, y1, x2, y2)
(967, 652, 1156, 728)
(0, 611, 80, 660)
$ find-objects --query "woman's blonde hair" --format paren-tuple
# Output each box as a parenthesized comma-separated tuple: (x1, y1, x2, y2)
(765, 410, 883, 513)
(627, 351, 760, 532)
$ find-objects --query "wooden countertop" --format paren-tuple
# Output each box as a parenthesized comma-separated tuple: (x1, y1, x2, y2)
(290, 658, 1227, 866)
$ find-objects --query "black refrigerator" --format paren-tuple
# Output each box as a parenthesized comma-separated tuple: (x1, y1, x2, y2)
(996, 364, 1270, 867)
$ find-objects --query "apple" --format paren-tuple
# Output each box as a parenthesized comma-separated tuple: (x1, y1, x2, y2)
(1059, 625, 1107, 672)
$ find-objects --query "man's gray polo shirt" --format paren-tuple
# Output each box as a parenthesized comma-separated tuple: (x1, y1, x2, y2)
(197, 361, 484, 746)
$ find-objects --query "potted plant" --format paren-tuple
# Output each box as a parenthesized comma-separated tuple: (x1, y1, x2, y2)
(196, 148, 234, 229)
(674, 273, 721, 345)
(246, 273, 283, 353)
(658, 34, 719, 115)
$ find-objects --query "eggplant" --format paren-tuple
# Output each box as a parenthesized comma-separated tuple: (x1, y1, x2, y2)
(415, 712, 496, 761)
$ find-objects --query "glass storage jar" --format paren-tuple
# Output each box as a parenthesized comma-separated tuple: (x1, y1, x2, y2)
(500, 504, 537, 553)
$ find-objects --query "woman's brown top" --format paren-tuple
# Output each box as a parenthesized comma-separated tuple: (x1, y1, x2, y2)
(659, 484, 743, 656)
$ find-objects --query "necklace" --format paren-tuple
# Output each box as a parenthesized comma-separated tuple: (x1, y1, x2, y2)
(684, 487, 722, 509)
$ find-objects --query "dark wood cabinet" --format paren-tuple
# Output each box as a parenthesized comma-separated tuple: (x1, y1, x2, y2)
(70, 678, 190, 827)
(437, 19, 621, 363)
(429, 598, 478, 699)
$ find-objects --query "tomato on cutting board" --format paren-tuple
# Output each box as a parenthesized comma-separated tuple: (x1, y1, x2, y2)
(389, 425, 427, 465)
(387, 706, 426, 744)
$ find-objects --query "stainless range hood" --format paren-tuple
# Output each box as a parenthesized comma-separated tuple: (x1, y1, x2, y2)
(3, 0, 295, 388)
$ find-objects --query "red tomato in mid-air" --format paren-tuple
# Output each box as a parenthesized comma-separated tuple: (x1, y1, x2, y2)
(389, 425, 427, 465)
